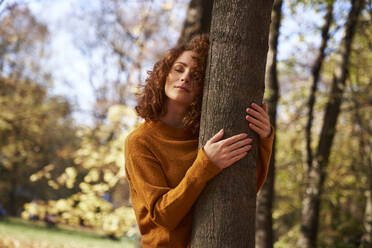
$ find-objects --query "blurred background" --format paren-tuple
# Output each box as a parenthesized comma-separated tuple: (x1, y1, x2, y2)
(0, 0, 371, 247)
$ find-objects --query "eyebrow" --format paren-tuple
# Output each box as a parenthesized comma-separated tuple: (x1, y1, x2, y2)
(174, 62, 187, 66)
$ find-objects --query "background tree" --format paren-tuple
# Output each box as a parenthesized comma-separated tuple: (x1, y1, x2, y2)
(298, 0, 366, 247)
(177, 0, 213, 44)
(256, 1, 283, 248)
(0, 5, 79, 216)
(346, 5, 372, 245)
(305, 0, 334, 176)
(68, 0, 180, 124)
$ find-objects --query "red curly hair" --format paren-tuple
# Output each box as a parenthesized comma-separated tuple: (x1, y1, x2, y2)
(135, 34, 209, 136)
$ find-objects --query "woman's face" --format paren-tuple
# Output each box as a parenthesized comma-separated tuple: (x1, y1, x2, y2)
(164, 50, 200, 107)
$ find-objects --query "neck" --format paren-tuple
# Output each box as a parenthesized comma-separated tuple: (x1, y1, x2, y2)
(159, 99, 188, 128)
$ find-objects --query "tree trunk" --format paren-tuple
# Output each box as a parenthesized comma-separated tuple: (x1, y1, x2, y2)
(191, 1, 274, 247)
(305, 1, 334, 175)
(256, 0, 283, 248)
(177, 0, 214, 44)
(8, 178, 17, 216)
(298, 0, 365, 247)
(363, 189, 372, 247)
(351, 79, 372, 247)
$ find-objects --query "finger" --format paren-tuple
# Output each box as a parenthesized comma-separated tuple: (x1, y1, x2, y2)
(247, 103, 269, 122)
(209, 129, 224, 143)
(249, 123, 267, 137)
(251, 102, 266, 115)
(246, 115, 265, 129)
(263, 102, 267, 112)
(221, 133, 248, 147)
(246, 106, 268, 123)
(228, 144, 252, 158)
(226, 137, 252, 152)
(226, 152, 247, 167)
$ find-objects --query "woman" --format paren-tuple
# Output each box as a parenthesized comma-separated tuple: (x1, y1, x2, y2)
(124, 34, 274, 248)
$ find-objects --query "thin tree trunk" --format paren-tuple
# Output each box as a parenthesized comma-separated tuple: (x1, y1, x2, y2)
(351, 79, 372, 247)
(305, 1, 334, 175)
(359, 119, 372, 247)
(256, 0, 283, 247)
(362, 138, 372, 245)
(8, 172, 18, 216)
(363, 189, 372, 247)
(298, 0, 365, 247)
(191, 1, 274, 247)
(177, 0, 213, 44)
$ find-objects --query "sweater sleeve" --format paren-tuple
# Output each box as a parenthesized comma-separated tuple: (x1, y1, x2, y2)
(124, 136, 223, 231)
(256, 125, 275, 193)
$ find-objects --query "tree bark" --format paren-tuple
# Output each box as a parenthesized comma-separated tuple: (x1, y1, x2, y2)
(298, 0, 365, 247)
(305, 1, 334, 175)
(8, 170, 18, 216)
(256, 0, 283, 248)
(351, 79, 372, 247)
(177, 0, 214, 44)
(363, 189, 372, 247)
(191, 1, 274, 247)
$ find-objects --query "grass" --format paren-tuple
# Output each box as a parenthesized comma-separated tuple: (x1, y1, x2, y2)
(0, 217, 140, 248)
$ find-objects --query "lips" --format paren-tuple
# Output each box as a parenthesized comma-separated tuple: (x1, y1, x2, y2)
(174, 86, 190, 92)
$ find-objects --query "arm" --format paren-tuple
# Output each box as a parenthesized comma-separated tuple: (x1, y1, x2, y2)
(125, 137, 222, 231)
(245, 102, 275, 193)
(256, 125, 275, 193)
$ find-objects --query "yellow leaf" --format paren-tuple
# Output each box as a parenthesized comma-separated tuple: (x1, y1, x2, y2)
(107, 104, 126, 123)
(162, 2, 173, 10)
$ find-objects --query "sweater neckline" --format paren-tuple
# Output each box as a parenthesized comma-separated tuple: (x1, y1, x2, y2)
(147, 120, 195, 139)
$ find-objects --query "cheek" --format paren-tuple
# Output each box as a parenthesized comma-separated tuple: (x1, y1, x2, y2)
(164, 78, 174, 96)
(167, 72, 179, 84)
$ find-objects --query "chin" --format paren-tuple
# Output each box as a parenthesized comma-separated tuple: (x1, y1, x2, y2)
(168, 96, 192, 106)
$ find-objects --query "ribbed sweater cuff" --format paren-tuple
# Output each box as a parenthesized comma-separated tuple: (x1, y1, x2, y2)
(187, 147, 223, 183)
(259, 125, 275, 150)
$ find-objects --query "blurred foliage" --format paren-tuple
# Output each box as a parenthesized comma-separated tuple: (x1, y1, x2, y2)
(0, 3, 140, 241)
(0, 5, 80, 217)
(20, 104, 140, 239)
(0, 76, 80, 214)
(0, 6, 50, 83)
(67, 0, 185, 123)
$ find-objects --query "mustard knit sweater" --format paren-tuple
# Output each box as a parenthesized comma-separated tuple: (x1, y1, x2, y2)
(124, 120, 274, 248)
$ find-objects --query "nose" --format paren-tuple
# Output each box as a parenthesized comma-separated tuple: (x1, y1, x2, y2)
(181, 71, 191, 83)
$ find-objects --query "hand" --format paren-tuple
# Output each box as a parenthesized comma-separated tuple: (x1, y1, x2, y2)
(203, 129, 252, 169)
(246, 102, 272, 138)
